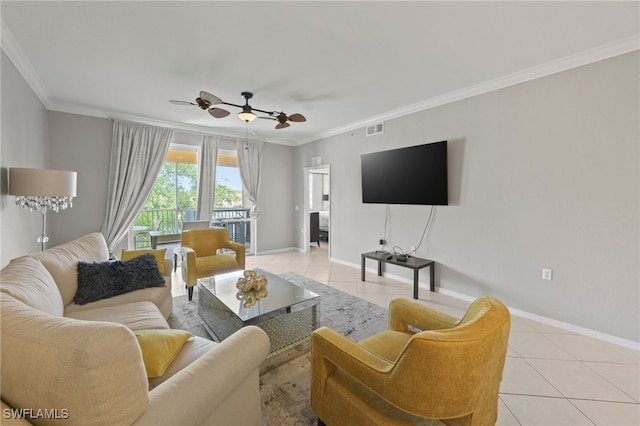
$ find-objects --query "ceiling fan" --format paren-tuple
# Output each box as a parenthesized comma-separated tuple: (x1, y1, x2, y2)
(170, 91, 306, 129)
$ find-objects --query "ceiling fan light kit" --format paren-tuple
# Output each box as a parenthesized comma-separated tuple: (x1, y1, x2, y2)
(170, 91, 306, 129)
(238, 92, 257, 122)
(238, 109, 257, 122)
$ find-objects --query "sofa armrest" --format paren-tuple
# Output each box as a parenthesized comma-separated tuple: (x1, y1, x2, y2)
(133, 326, 270, 426)
(162, 258, 172, 280)
(223, 241, 246, 269)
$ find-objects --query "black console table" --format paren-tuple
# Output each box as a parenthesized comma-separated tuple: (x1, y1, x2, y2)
(361, 251, 435, 299)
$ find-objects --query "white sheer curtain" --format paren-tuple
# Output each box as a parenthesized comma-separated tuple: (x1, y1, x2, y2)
(236, 139, 263, 219)
(101, 119, 173, 253)
(196, 135, 218, 221)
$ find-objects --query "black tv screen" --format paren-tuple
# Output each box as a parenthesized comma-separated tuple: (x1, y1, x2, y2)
(361, 141, 448, 205)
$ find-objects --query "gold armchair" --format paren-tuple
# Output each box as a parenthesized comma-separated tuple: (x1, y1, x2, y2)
(311, 297, 511, 426)
(180, 228, 245, 300)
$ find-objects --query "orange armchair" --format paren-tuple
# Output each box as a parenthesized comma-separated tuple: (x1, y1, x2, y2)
(180, 228, 245, 300)
(311, 297, 511, 426)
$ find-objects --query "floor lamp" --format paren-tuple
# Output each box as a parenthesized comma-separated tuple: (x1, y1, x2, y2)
(9, 168, 77, 251)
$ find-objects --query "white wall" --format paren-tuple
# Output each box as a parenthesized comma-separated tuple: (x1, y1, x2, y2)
(0, 51, 50, 264)
(294, 52, 639, 342)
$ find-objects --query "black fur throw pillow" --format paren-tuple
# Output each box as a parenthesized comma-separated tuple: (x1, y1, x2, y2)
(74, 253, 165, 305)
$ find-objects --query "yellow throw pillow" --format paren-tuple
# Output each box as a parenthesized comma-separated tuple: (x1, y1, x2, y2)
(121, 249, 166, 274)
(134, 329, 193, 378)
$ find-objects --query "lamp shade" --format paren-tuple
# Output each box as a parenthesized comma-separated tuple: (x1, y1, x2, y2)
(9, 168, 77, 197)
(238, 111, 257, 122)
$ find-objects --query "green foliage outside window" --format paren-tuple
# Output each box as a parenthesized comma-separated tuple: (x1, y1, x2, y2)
(135, 161, 243, 232)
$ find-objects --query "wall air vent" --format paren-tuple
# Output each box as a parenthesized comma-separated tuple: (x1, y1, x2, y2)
(366, 122, 384, 136)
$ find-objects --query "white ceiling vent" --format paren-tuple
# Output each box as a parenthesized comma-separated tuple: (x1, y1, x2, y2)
(366, 122, 384, 136)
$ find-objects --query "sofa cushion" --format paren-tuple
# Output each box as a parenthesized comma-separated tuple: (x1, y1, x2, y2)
(148, 336, 216, 390)
(0, 256, 64, 317)
(0, 293, 149, 426)
(121, 249, 167, 274)
(32, 232, 109, 306)
(134, 329, 193, 378)
(64, 284, 172, 318)
(65, 301, 170, 330)
(74, 254, 165, 305)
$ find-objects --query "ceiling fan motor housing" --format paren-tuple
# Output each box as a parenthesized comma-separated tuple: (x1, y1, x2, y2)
(195, 97, 211, 109)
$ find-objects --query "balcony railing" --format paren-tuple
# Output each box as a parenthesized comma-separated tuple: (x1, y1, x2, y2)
(134, 207, 251, 244)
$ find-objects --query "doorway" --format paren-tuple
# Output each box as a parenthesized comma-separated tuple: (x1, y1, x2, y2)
(303, 164, 330, 256)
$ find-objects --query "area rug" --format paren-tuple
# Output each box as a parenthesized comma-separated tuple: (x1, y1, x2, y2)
(167, 272, 390, 425)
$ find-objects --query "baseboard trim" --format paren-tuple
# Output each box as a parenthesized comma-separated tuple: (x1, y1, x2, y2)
(333, 257, 639, 351)
(437, 287, 640, 351)
(257, 247, 300, 256)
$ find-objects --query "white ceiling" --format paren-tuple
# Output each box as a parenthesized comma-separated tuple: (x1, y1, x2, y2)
(2, 1, 638, 145)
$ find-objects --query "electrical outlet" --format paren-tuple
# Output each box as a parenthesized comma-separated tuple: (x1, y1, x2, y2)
(542, 268, 553, 280)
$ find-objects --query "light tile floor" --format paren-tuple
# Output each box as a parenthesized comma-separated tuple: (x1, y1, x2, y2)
(171, 244, 640, 426)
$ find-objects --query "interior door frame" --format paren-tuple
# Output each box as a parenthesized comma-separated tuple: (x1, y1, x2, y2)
(303, 164, 331, 256)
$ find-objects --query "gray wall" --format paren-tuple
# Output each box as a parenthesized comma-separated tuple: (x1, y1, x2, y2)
(256, 142, 295, 252)
(48, 112, 112, 247)
(1, 66, 296, 266)
(1, 51, 50, 263)
(294, 52, 639, 342)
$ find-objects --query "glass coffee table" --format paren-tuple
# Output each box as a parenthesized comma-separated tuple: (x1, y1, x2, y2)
(197, 269, 320, 363)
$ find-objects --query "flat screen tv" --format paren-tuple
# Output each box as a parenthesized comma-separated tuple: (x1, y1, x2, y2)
(361, 141, 448, 205)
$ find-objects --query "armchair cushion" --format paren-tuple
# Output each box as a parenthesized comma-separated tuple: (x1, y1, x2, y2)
(195, 254, 242, 277)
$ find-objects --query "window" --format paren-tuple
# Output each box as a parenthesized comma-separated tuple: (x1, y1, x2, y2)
(134, 146, 198, 232)
(133, 146, 251, 248)
(214, 150, 251, 246)
(215, 150, 243, 209)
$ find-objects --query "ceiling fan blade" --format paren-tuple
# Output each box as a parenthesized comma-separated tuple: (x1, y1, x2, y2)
(169, 100, 196, 106)
(200, 91, 224, 105)
(287, 113, 306, 122)
(208, 108, 230, 118)
(275, 122, 290, 130)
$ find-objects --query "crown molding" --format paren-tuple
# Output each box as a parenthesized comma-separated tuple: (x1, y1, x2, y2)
(304, 35, 640, 145)
(1, 20, 51, 109)
(50, 101, 298, 146)
(3, 17, 637, 147)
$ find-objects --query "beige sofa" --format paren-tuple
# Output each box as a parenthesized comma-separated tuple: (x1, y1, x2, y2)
(0, 232, 270, 426)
